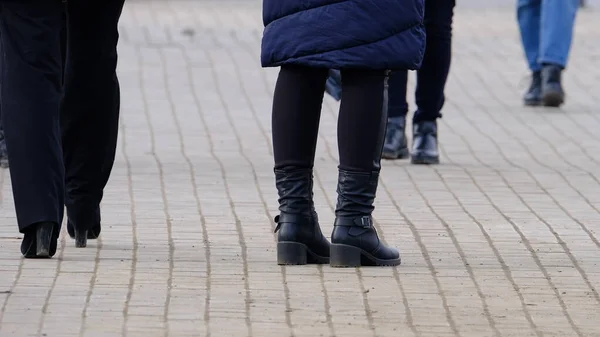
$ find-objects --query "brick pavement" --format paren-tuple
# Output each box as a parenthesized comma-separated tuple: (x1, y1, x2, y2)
(2, 1, 600, 336)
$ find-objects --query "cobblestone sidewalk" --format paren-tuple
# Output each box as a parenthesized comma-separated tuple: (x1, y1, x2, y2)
(2, 1, 600, 336)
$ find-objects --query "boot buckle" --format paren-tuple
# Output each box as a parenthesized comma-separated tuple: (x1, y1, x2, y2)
(355, 216, 372, 229)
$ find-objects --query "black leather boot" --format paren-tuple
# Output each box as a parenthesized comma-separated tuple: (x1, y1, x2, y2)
(523, 71, 542, 106)
(382, 116, 409, 160)
(274, 168, 330, 265)
(411, 120, 439, 165)
(541, 64, 565, 107)
(21, 222, 58, 258)
(330, 170, 400, 267)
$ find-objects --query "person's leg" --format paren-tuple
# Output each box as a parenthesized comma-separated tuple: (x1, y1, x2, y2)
(0, 1, 65, 258)
(382, 70, 409, 160)
(411, 0, 455, 165)
(517, 0, 543, 72)
(539, 0, 578, 68)
(517, 0, 544, 106)
(61, 0, 125, 247)
(0, 37, 6, 169)
(325, 69, 342, 101)
(0, 30, 7, 169)
(272, 65, 330, 265)
(538, 0, 578, 107)
(413, 0, 455, 123)
(330, 69, 400, 268)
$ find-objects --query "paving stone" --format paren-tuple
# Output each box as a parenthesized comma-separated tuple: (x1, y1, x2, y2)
(1, 0, 600, 336)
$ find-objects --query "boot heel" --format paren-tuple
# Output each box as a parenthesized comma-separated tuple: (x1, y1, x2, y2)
(330, 244, 362, 268)
(277, 242, 308, 265)
(74, 229, 88, 248)
(36, 223, 54, 257)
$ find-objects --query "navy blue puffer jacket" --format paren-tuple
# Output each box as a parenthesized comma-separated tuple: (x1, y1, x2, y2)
(261, 0, 426, 70)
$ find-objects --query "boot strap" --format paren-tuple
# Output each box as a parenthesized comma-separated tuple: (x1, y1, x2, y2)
(334, 216, 372, 229)
(273, 215, 284, 233)
(273, 213, 314, 233)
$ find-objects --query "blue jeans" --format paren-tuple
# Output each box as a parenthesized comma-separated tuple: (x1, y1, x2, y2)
(517, 0, 578, 71)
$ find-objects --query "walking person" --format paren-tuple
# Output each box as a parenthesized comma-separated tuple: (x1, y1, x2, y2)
(518, 0, 578, 107)
(262, 0, 426, 267)
(0, 0, 124, 258)
(383, 0, 456, 165)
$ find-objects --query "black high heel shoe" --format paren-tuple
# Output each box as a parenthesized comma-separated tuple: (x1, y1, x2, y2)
(21, 222, 58, 258)
(67, 220, 101, 248)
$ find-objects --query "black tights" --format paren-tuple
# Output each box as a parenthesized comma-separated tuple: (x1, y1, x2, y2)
(272, 66, 388, 172)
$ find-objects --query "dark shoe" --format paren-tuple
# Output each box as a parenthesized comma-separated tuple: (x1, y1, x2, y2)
(523, 71, 542, 106)
(411, 120, 439, 165)
(274, 168, 330, 265)
(21, 222, 58, 258)
(541, 64, 565, 107)
(66, 205, 102, 248)
(330, 170, 400, 267)
(382, 117, 409, 160)
(67, 220, 101, 248)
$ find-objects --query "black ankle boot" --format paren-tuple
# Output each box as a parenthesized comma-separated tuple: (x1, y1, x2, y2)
(382, 116, 409, 160)
(274, 168, 330, 265)
(541, 64, 565, 107)
(411, 120, 439, 165)
(66, 205, 102, 248)
(21, 222, 59, 258)
(524, 71, 542, 106)
(330, 170, 400, 267)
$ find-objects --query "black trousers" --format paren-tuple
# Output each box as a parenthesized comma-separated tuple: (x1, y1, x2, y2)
(388, 0, 455, 122)
(273, 66, 388, 173)
(0, 0, 124, 233)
